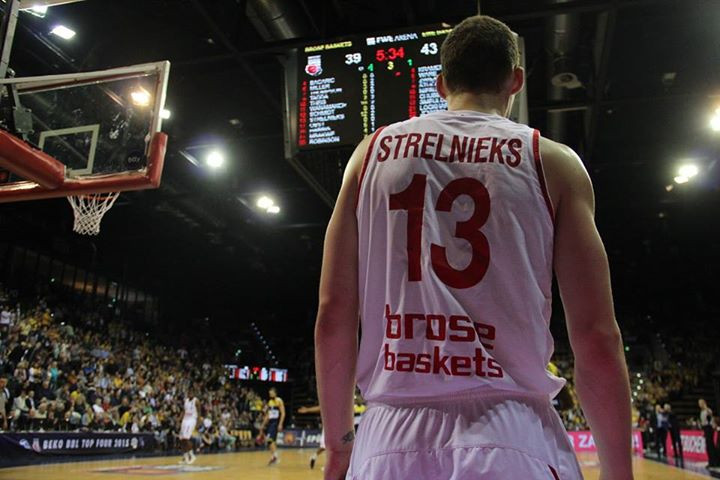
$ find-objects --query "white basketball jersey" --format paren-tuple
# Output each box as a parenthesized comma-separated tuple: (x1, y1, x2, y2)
(356, 110, 565, 404)
(184, 397, 198, 419)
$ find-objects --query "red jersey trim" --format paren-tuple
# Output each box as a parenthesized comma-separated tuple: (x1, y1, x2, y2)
(532, 129, 555, 223)
(356, 127, 386, 210)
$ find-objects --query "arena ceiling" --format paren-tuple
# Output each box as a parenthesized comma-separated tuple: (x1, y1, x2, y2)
(0, 0, 718, 329)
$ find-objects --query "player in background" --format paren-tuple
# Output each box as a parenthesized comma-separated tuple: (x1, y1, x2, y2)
(298, 394, 365, 470)
(178, 389, 199, 465)
(315, 15, 632, 480)
(298, 404, 325, 469)
(352, 392, 366, 432)
(261, 387, 285, 465)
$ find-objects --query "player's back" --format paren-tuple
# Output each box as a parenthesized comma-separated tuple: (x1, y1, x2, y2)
(356, 110, 564, 404)
(183, 397, 197, 419)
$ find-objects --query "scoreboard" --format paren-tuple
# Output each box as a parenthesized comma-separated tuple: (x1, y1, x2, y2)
(284, 25, 527, 154)
(225, 364, 288, 382)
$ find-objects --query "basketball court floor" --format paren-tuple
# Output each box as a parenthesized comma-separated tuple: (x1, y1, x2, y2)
(0, 450, 711, 479)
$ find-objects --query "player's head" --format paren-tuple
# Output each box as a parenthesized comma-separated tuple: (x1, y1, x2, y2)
(269, 387, 277, 398)
(438, 16, 523, 106)
(699, 398, 707, 408)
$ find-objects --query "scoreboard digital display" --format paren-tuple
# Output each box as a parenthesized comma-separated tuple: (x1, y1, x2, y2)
(285, 26, 526, 153)
(225, 364, 288, 382)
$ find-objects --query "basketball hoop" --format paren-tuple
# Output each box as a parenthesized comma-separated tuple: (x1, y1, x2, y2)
(67, 192, 120, 235)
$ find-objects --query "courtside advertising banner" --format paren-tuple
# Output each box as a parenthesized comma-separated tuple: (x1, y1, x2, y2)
(276, 428, 322, 448)
(566, 430, 644, 455)
(665, 430, 709, 462)
(0, 432, 155, 466)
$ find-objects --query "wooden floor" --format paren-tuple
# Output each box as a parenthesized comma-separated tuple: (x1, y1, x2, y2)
(0, 449, 710, 479)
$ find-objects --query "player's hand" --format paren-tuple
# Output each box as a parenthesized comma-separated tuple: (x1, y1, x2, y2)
(298, 406, 308, 414)
(324, 449, 352, 480)
(278, 424, 284, 433)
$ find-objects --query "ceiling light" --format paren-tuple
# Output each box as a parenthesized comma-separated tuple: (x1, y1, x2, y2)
(256, 196, 274, 209)
(678, 164, 699, 178)
(160, 108, 171, 120)
(25, 5, 48, 17)
(206, 150, 225, 168)
(267, 205, 280, 214)
(50, 25, 76, 40)
(130, 88, 151, 107)
(674, 175, 689, 184)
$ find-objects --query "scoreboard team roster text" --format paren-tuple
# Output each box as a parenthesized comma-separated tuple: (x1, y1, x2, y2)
(297, 28, 452, 150)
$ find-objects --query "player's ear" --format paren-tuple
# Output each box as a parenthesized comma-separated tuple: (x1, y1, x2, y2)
(436, 73, 448, 100)
(509, 67, 524, 95)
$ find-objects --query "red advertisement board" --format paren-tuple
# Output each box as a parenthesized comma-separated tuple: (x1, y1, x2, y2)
(665, 430, 709, 462)
(566, 430, 644, 455)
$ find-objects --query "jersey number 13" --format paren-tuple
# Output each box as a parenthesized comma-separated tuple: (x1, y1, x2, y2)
(389, 174, 491, 289)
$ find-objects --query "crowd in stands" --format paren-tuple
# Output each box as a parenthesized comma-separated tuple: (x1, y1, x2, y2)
(0, 286, 273, 452)
(1, 281, 717, 460)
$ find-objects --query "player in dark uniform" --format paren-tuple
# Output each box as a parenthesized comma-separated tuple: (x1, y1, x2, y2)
(261, 387, 285, 465)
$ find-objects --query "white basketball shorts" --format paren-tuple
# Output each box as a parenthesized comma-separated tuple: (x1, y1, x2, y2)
(346, 391, 583, 480)
(180, 417, 197, 440)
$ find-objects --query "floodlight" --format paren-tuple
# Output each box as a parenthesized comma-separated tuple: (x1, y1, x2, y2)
(257, 196, 274, 209)
(711, 109, 720, 132)
(206, 150, 225, 168)
(50, 25, 76, 40)
(267, 205, 280, 214)
(674, 176, 689, 184)
(160, 108, 171, 120)
(678, 164, 699, 178)
(130, 88, 151, 107)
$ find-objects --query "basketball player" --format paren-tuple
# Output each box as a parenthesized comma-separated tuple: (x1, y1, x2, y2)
(297, 404, 325, 469)
(261, 387, 285, 465)
(179, 390, 199, 465)
(299, 393, 366, 470)
(315, 15, 633, 480)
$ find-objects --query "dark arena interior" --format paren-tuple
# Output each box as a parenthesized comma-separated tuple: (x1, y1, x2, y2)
(0, 1, 718, 479)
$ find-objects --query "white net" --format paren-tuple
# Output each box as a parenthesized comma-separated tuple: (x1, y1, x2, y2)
(67, 192, 120, 235)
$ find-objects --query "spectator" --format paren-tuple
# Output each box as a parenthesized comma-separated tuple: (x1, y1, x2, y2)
(0, 377, 9, 430)
(12, 389, 29, 430)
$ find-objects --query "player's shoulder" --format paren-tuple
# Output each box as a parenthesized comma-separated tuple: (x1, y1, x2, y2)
(538, 135, 582, 168)
(538, 135, 591, 191)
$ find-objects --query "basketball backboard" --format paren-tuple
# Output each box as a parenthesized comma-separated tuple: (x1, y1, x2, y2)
(0, 61, 170, 202)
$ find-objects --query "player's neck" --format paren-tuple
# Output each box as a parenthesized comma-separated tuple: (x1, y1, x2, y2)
(445, 92, 510, 118)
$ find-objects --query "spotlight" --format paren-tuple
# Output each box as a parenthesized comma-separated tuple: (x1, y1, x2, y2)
(678, 164, 699, 179)
(256, 196, 274, 209)
(267, 205, 280, 214)
(160, 108, 171, 120)
(206, 150, 225, 168)
(131, 88, 151, 107)
(674, 176, 689, 184)
(50, 25, 76, 40)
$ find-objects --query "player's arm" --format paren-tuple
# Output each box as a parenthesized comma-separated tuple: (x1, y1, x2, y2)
(278, 398, 286, 431)
(260, 405, 269, 431)
(542, 137, 633, 480)
(298, 405, 321, 414)
(315, 135, 371, 455)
